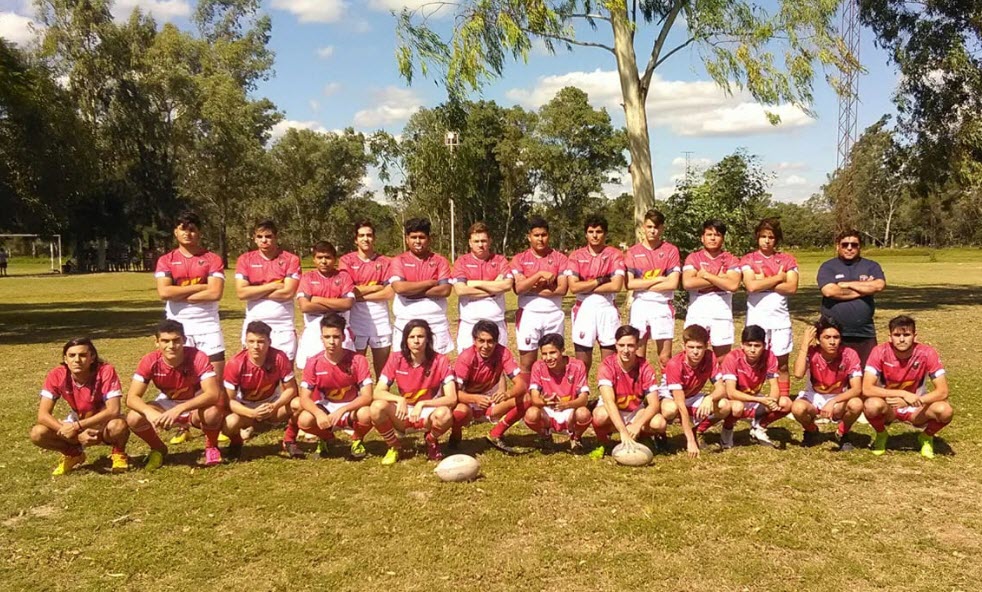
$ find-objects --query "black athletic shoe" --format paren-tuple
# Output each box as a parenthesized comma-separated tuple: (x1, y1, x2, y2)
(834, 432, 855, 452)
(802, 430, 822, 448)
(486, 435, 519, 455)
(447, 432, 462, 451)
(226, 441, 243, 461)
(653, 434, 670, 453)
(282, 440, 306, 459)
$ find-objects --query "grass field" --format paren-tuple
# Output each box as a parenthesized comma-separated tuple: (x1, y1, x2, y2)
(1, 247, 980, 592)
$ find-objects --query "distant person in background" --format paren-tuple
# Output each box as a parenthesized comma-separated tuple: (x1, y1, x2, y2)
(0, 246, 8, 276)
(817, 230, 886, 365)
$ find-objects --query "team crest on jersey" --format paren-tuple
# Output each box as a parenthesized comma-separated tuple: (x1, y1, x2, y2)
(525, 337, 531, 346)
(579, 331, 585, 339)
(277, 260, 285, 268)
(197, 260, 206, 266)
(913, 361, 921, 369)
(334, 279, 341, 285)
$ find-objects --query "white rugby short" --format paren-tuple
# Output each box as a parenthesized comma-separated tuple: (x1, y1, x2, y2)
(515, 308, 565, 352)
(296, 323, 355, 370)
(683, 317, 734, 347)
(185, 331, 225, 357)
(798, 391, 840, 411)
(571, 300, 620, 348)
(350, 316, 393, 350)
(764, 327, 793, 357)
(234, 389, 280, 410)
(456, 319, 508, 353)
(242, 324, 297, 361)
(629, 300, 675, 340)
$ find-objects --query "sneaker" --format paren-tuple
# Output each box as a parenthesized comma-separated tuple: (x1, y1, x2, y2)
(536, 432, 554, 448)
(381, 447, 400, 466)
(316, 439, 330, 458)
(871, 431, 889, 456)
(654, 434, 670, 453)
(749, 425, 777, 448)
(240, 426, 255, 441)
(226, 441, 244, 461)
(110, 452, 129, 474)
(588, 445, 606, 460)
(203, 446, 222, 466)
(52, 452, 86, 476)
(144, 449, 166, 471)
(486, 434, 518, 455)
(835, 432, 855, 452)
(168, 429, 189, 445)
(802, 430, 822, 448)
(349, 439, 367, 460)
(569, 438, 583, 453)
(282, 440, 306, 459)
(720, 427, 735, 449)
(918, 432, 935, 459)
(426, 437, 444, 462)
(447, 432, 462, 451)
(217, 432, 230, 444)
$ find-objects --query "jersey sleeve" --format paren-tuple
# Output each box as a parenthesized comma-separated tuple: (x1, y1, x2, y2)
(296, 272, 312, 300)
(816, 260, 837, 288)
(99, 364, 123, 400)
(720, 352, 739, 382)
(193, 350, 216, 381)
(40, 368, 63, 400)
(501, 348, 521, 378)
(453, 348, 474, 385)
(377, 256, 391, 284)
(841, 347, 862, 377)
(765, 352, 779, 378)
(783, 253, 799, 273)
(682, 251, 699, 272)
(864, 345, 885, 377)
(207, 252, 225, 279)
(666, 245, 681, 274)
(300, 359, 318, 391)
(924, 346, 946, 379)
(435, 354, 454, 384)
(436, 256, 452, 283)
(276, 350, 296, 384)
(352, 354, 374, 387)
(725, 252, 742, 272)
(662, 358, 684, 391)
(286, 253, 302, 280)
(154, 254, 171, 279)
(597, 359, 614, 387)
(571, 361, 589, 394)
(387, 255, 405, 283)
(528, 361, 545, 393)
(223, 355, 242, 390)
(338, 271, 356, 297)
(564, 253, 581, 279)
(610, 249, 627, 276)
(640, 362, 659, 393)
(378, 354, 399, 386)
(867, 260, 886, 280)
(234, 252, 249, 281)
(133, 353, 155, 383)
(508, 253, 524, 279)
(451, 256, 468, 283)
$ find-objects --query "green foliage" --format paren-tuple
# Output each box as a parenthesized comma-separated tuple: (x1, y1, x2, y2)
(326, 196, 402, 255)
(666, 148, 772, 257)
(760, 194, 835, 248)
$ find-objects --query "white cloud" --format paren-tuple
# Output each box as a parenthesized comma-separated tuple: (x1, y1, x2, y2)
(308, 99, 320, 112)
(270, 119, 329, 142)
(323, 82, 342, 96)
(353, 86, 422, 127)
(111, 0, 191, 21)
(271, 0, 346, 23)
(507, 69, 815, 138)
(0, 11, 40, 45)
(316, 46, 335, 59)
(670, 156, 712, 170)
(781, 174, 808, 187)
(774, 161, 808, 171)
(368, 0, 450, 16)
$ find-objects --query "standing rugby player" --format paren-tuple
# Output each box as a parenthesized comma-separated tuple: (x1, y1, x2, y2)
(682, 220, 742, 358)
(863, 315, 952, 458)
(509, 217, 569, 373)
(339, 220, 394, 376)
(388, 218, 454, 354)
(625, 209, 681, 369)
(235, 219, 302, 360)
(565, 215, 626, 374)
(452, 222, 513, 352)
(296, 241, 355, 369)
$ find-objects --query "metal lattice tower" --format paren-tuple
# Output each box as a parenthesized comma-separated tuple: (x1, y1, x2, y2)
(836, 0, 861, 168)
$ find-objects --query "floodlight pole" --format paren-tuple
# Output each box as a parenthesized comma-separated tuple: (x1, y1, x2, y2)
(445, 130, 459, 261)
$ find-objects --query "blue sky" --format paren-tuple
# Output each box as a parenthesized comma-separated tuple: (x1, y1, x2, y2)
(1, 0, 901, 203)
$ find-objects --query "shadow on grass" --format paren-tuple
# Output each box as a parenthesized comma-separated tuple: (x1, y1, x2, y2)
(790, 284, 981, 324)
(0, 300, 244, 346)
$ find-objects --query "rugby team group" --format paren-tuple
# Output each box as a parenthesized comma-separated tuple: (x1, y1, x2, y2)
(29, 209, 954, 475)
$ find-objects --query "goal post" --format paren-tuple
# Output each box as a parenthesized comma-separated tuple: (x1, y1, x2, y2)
(0, 234, 62, 274)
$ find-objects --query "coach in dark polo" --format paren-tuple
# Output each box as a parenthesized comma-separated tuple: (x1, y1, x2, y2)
(817, 230, 886, 365)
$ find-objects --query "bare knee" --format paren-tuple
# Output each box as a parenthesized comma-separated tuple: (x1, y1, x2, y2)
(431, 407, 451, 427)
(573, 407, 591, 424)
(845, 398, 864, 414)
(791, 399, 813, 420)
(369, 399, 389, 418)
(29, 423, 49, 445)
(650, 414, 666, 432)
(933, 401, 954, 423)
(864, 398, 887, 416)
(592, 407, 609, 425)
(126, 410, 148, 428)
(524, 407, 543, 422)
(105, 418, 128, 439)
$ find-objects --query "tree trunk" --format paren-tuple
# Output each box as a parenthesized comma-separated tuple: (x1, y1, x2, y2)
(610, 5, 655, 231)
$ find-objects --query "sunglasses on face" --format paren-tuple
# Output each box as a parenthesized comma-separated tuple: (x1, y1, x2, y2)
(839, 242, 860, 248)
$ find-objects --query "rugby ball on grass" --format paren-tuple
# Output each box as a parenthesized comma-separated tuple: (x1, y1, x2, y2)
(611, 442, 653, 467)
(434, 454, 481, 482)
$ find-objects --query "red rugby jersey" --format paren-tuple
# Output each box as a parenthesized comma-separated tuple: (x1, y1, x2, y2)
(378, 352, 454, 404)
(865, 342, 945, 395)
(454, 344, 521, 393)
(529, 357, 589, 403)
(803, 346, 861, 395)
(301, 350, 373, 403)
(720, 349, 779, 395)
(133, 348, 215, 401)
(661, 350, 719, 398)
(597, 355, 658, 412)
(41, 363, 122, 419)
(223, 347, 294, 402)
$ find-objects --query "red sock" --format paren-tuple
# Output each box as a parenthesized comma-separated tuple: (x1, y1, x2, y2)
(836, 421, 848, 436)
(202, 427, 220, 448)
(524, 414, 547, 435)
(451, 407, 469, 438)
(66, 445, 84, 457)
(723, 415, 738, 429)
(132, 424, 166, 452)
(867, 414, 887, 433)
(802, 421, 819, 433)
(572, 417, 591, 439)
(111, 446, 126, 456)
(924, 420, 949, 436)
(489, 405, 523, 439)
(593, 420, 611, 444)
(695, 417, 713, 434)
(374, 418, 401, 447)
(303, 425, 336, 441)
(353, 419, 372, 440)
(283, 418, 299, 443)
(759, 410, 789, 428)
(778, 380, 790, 398)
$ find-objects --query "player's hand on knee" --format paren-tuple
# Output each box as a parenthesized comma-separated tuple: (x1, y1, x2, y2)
(408, 405, 423, 423)
(78, 429, 100, 446)
(395, 400, 408, 421)
(477, 395, 493, 409)
(57, 422, 79, 440)
(697, 400, 713, 420)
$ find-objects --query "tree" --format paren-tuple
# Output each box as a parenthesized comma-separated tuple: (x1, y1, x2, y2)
(525, 86, 626, 250)
(394, 0, 858, 230)
(760, 195, 834, 248)
(666, 148, 771, 257)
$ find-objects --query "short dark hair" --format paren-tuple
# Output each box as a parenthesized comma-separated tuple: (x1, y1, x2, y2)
(755, 218, 783, 243)
(174, 210, 201, 230)
(814, 315, 842, 336)
(320, 312, 347, 333)
(354, 220, 375, 236)
(584, 214, 608, 233)
(404, 217, 431, 236)
(835, 229, 862, 244)
(156, 319, 186, 338)
(468, 221, 490, 238)
(472, 319, 499, 342)
(644, 209, 665, 226)
(681, 325, 710, 345)
(311, 241, 337, 258)
(528, 216, 549, 232)
(888, 315, 916, 333)
(614, 325, 640, 342)
(741, 324, 766, 343)
(254, 219, 278, 235)
(245, 320, 272, 338)
(702, 219, 727, 236)
(539, 333, 564, 351)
